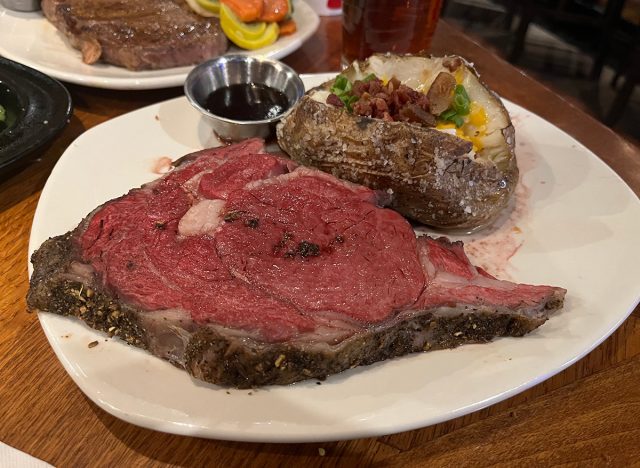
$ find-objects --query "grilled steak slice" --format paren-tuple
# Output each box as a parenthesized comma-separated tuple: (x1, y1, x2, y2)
(27, 139, 566, 388)
(41, 0, 228, 70)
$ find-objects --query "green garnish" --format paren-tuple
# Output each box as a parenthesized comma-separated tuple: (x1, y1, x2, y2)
(0, 105, 6, 123)
(345, 95, 359, 109)
(329, 75, 353, 109)
(451, 114, 465, 127)
(329, 73, 382, 111)
(439, 108, 457, 120)
(362, 73, 377, 82)
(452, 85, 470, 115)
(330, 75, 352, 96)
(438, 84, 471, 128)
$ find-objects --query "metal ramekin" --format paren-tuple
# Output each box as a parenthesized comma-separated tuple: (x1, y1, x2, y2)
(184, 55, 305, 142)
(1, 0, 40, 12)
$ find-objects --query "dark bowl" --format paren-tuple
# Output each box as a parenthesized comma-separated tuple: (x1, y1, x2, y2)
(0, 57, 73, 177)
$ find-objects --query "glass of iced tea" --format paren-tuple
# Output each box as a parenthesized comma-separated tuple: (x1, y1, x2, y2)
(341, 0, 443, 67)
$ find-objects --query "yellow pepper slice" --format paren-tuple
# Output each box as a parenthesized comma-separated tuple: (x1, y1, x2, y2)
(220, 4, 278, 49)
(196, 0, 221, 14)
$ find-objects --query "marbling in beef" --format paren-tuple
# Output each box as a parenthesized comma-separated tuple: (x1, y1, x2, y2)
(27, 139, 566, 388)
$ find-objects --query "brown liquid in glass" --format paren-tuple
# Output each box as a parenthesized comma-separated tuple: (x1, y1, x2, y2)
(342, 0, 443, 64)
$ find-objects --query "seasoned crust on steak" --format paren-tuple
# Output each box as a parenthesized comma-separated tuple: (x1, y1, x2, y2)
(27, 235, 149, 350)
(28, 233, 563, 388)
(185, 310, 546, 388)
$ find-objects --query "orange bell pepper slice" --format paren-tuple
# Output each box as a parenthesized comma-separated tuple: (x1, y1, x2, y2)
(260, 0, 289, 23)
(220, 0, 263, 22)
(278, 19, 297, 37)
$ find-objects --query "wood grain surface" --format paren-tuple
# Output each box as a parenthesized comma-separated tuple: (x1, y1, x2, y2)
(1, 17, 639, 467)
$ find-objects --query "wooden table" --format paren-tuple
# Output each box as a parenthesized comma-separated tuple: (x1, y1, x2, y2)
(2, 17, 640, 467)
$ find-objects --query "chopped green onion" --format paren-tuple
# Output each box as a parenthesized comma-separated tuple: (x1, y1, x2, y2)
(345, 95, 359, 111)
(451, 114, 464, 127)
(331, 75, 351, 96)
(329, 73, 380, 111)
(362, 73, 377, 82)
(452, 84, 470, 115)
(330, 75, 366, 110)
(439, 108, 458, 121)
(438, 110, 464, 128)
(333, 75, 348, 89)
(438, 111, 465, 128)
(437, 84, 470, 128)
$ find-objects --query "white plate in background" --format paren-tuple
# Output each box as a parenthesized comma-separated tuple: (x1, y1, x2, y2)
(0, 2, 319, 90)
(29, 74, 640, 442)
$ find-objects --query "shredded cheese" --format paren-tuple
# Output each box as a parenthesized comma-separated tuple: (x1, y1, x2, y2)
(436, 101, 489, 152)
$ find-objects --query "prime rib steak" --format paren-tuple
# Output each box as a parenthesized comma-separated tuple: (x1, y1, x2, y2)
(41, 0, 228, 70)
(27, 139, 566, 388)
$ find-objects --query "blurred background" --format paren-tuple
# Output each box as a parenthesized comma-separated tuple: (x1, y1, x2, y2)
(442, 0, 640, 148)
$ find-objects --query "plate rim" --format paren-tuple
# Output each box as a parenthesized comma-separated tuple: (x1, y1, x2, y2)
(0, 2, 320, 90)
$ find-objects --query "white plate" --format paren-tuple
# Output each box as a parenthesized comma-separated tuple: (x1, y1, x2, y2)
(0, 2, 319, 90)
(29, 74, 640, 442)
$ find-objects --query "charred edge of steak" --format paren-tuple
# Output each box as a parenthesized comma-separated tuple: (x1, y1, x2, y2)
(41, 280, 147, 348)
(28, 234, 560, 389)
(27, 235, 148, 349)
(27, 233, 74, 308)
(184, 310, 546, 389)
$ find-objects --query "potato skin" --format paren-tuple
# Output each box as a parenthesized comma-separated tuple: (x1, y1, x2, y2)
(277, 91, 518, 230)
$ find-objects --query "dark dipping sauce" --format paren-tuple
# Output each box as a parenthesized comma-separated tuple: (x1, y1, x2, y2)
(205, 83, 289, 121)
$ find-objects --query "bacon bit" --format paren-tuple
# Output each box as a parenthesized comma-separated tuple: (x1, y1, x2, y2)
(330, 77, 436, 127)
(442, 56, 463, 72)
(399, 103, 436, 126)
(326, 93, 344, 107)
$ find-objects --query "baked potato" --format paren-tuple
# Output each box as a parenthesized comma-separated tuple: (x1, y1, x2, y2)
(276, 54, 518, 230)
